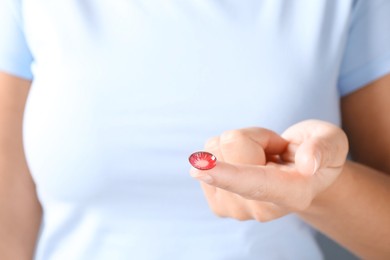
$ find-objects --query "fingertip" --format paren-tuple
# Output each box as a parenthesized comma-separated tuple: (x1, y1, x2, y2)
(189, 161, 233, 185)
(295, 147, 318, 176)
(190, 169, 214, 184)
(204, 136, 219, 150)
(188, 151, 219, 184)
(188, 151, 217, 170)
(312, 152, 322, 175)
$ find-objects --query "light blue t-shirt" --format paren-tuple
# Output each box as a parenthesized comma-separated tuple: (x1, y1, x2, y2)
(1, 0, 390, 259)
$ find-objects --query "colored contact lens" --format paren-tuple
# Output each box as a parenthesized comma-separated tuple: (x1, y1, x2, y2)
(189, 151, 217, 170)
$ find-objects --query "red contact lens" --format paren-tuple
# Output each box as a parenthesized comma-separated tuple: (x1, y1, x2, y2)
(189, 151, 217, 170)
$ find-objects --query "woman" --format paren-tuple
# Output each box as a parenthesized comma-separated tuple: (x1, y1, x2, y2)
(1, 0, 389, 259)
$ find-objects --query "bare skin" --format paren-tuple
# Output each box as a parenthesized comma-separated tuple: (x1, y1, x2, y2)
(190, 73, 390, 259)
(0, 72, 41, 260)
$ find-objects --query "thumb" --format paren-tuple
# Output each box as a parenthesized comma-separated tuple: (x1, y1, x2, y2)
(282, 120, 349, 176)
(293, 141, 321, 176)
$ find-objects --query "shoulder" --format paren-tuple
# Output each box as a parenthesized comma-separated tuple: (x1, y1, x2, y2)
(0, 0, 33, 79)
(338, 0, 390, 97)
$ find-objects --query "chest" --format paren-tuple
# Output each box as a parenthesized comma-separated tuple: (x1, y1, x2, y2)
(22, 0, 352, 202)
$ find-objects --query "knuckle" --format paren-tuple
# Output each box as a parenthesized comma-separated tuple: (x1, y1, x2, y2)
(230, 210, 252, 221)
(209, 205, 227, 218)
(204, 136, 219, 150)
(220, 129, 246, 144)
(210, 206, 252, 221)
(212, 195, 253, 221)
(213, 210, 226, 218)
(235, 214, 252, 222)
(252, 210, 273, 223)
(251, 205, 285, 223)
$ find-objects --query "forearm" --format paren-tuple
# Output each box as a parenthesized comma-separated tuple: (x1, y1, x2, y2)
(299, 160, 390, 259)
(0, 162, 42, 259)
(0, 73, 41, 259)
(0, 134, 42, 259)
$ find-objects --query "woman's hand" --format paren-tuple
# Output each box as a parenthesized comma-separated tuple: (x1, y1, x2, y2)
(189, 120, 349, 222)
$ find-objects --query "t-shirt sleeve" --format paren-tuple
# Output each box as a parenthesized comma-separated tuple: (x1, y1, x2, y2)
(338, 0, 390, 96)
(0, 0, 33, 79)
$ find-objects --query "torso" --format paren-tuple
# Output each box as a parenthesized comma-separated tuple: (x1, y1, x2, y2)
(21, 1, 353, 259)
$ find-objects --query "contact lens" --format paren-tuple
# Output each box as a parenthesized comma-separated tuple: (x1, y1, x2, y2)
(189, 151, 217, 170)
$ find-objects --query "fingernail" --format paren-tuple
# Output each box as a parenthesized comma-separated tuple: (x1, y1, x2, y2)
(190, 171, 214, 184)
(188, 151, 217, 170)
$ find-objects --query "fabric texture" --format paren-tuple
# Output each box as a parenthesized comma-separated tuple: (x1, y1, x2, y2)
(338, 0, 390, 95)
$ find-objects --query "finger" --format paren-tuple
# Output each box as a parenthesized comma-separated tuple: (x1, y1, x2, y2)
(200, 181, 253, 219)
(198, 138, 245, 216)
(294, 141, 318, 176)
(204, 136, 224, 161)
(282, 120, 349, 175)
(201, 177, 289, 222)
(210, 193, 288, 222)
(199, 137, 221, 199)
(223, 127, 288, 154)
(190, 161, 310, 207)
(246, 200, 290, 222)
(219, 129, 266, 165)
(202, 136, 269, 218)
